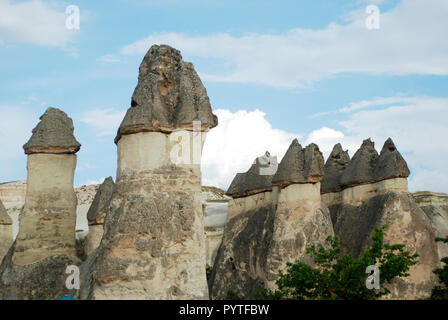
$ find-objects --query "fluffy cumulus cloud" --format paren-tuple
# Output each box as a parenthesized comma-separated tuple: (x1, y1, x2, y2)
(201, 109, 301, 189)
(200, 96, 448, 193)
(119, 0, 448, 87)
(308, 96, 448, 193)
(0, 0, 77, 47)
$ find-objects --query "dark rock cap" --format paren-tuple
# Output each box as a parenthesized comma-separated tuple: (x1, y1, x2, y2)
(0, 200, 12, 225)
(373, 138, 410, 182)
(272, 139, 325, 188)
(340, 138, 379, 188)
(321, 143, 351, 194)
(87, 177, 115, 224)
(115, 44, 218, 144)
(23, 108, 81, 155)
(226, 157, 275, 198)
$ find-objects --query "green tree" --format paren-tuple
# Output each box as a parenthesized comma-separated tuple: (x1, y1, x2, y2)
(430, 236, 448, 300)
(259, 226, 419, 300)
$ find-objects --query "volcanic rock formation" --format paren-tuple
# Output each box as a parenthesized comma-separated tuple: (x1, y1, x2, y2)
(209, 142, 334, 299)
(85, 177, 115, 256)
(0, 200, 12, 262)
(0, 108, 81, 300)
(322, 138, 439, 299)
(80, 45, 217, 300)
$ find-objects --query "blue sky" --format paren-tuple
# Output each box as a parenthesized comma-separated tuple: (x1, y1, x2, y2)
(0, 0, 447, 192)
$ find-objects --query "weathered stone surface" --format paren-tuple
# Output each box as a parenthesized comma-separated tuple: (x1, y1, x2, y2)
(0, 200, 13, 262)
(210, 182, 334, 299)
(413, 191, 448, 264)
(0, 199, 12, 225)
(330, 191, 440, 299)
(226, 157, 276, 198)
(81, 45, 214, 300)
(80, 165, 208, 300)
(321, 143, 350, 194)
(23, 107, 81, 155)
(272, 140, 325, 188)
(340, 138, 379, 188)
(0, 241, 80, 300)
(115, 45, 218, 143)
(87, 177, 115, 225)
(373, 138, 410, 182)
(0, 109, 81, 300)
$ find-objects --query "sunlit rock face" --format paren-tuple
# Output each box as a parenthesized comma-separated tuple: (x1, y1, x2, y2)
(0, 108, 82, 300)
(209, 141, 334, 299)
(80, 45, 217, 300)
(321, 138, 439, 299)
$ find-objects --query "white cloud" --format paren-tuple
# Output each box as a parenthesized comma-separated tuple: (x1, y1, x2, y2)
(203, 96, 448, 194)
(119, 0, 448, 88)
(81, 108, 126, 136)
(0, 0, 77, 47)
(201, 109, 301, 189)
(307, 96, 448, 193)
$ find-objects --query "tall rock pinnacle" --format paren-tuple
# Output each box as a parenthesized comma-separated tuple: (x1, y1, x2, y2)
(272, 140, 325, 188)
(0, 108, 81, 299)
(321, 143, 351, 194)
(373, 138, 410, 182)
(115, 44, 218, 143)
(23, 107, 81, 154)
(340, 138, 379, 188)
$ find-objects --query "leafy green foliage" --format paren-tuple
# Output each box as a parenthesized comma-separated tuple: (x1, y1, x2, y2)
(259, 226, 419, 300)
(430, 236, 448, 300)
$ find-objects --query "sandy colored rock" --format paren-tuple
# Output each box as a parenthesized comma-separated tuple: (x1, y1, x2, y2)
(0, 200, 13, 262)
(340, 138, 379, 188)
(413, 191, 448, 263)
(87, 177, 114, 225)
(272, 140, 325, 188)
(373, 138, 410, 182)
(80, 45, 216, 300)
(321, 143, 350, 194)
(23, 107, 81, 155)
(330, 191, 440, 299)
(210, 141, 333, 299)
(115, 45, 217, 143)
(0, 109, 81, 300)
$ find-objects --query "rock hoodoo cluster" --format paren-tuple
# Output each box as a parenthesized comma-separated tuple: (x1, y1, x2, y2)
(209, 140, 334, 299)
(0, 44, 446, 301)
(0, 108, 81, 300)
(321, 138, 439, 299)
(79, 44, 217, 300)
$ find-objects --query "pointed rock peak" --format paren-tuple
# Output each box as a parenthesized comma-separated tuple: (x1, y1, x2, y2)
(340, 139, 379, 188)
(321, 143, 351, 194)
(23, 108, 81, 155)
(0, 200, 12, 225)
(381, 137, 396, 153)
(115, 44, 218, 143)
(374, 138, 410, 182)
(226, 153, 277, 198)
(87, 177, 115, 223)
(361, 138, 375, 148)
(273, 139, 324, 188)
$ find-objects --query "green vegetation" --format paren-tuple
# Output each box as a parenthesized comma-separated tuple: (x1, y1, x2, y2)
(258, 226, 419, 300)
(430, 236, 448, 300)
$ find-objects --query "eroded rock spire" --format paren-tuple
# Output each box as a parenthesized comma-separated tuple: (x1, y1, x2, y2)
(321, 143, 351, 194)
(115, 44, 218, 143)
